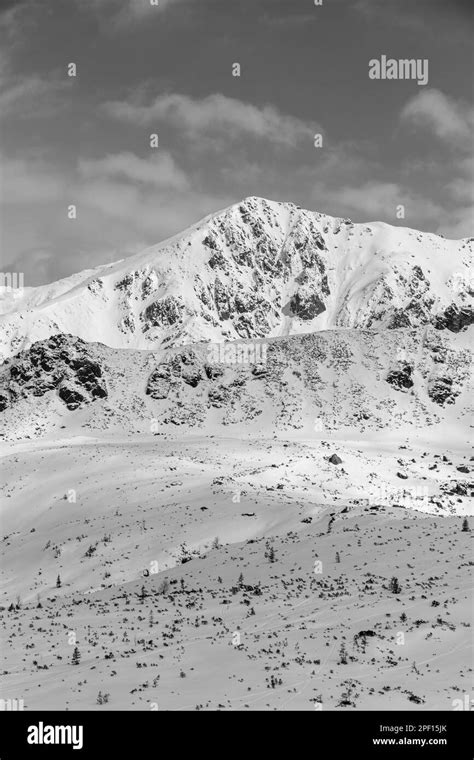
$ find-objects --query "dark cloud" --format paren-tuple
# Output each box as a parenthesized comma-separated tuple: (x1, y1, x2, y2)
(353, 0, 473, 25)
(0, 0, 29, 17)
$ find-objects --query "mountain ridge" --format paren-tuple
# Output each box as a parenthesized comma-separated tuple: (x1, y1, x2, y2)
(1, 196, 472, 360)
(1, 325, 471, 444)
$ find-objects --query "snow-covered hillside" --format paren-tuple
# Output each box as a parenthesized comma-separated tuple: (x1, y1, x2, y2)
(1, 435, 472, 710)
(1, 197, 472, 359)
(0, 326, 471, 443)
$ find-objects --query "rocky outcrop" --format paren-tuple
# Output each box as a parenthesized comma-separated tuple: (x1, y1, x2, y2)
(434, 305, 474, 333)
(0, 334, 107, 412)
(141, 296, 184, 330)
(386, 365, 414, 391)
(428, 377, 459, 406)
(290, 290, 326, 320)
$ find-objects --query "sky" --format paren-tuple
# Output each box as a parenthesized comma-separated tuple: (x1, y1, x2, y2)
(0, 0, 473, 286)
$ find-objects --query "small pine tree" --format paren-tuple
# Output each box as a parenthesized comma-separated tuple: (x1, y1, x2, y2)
(149, 610, 154, 628)
(400, 612, 407, 623)
(462, 517, 470, 532)
(238, 572, 244, 587)
(389, 576, 401, 594)
(335, 552, 341, 563)
(71, 646, 81, 666)
(338, 642, 348, 665)
(56, 574, 61, 588)
(266, 544, 276, 563)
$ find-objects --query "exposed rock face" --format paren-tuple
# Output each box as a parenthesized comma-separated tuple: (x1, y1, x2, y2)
(386, 365, 414, 391)
(435, 305, 474, 333)
(290, 290, 326, 320)
(141, 296, 185, 329)
(428, 377, 459, 406)
(146, 351, 205, 398)
(58, 383, 86, 411)
(146, 368, 171, 400)
(441, 480, 473, 497)
(0, 334, 107, 412)
(214, 278, 231, 321)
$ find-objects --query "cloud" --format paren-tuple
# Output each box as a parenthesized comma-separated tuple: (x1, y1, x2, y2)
(78, 151, 190, 191)
(0, 74, 69, 119)
(352, 0, 473, 31)
(438, 156, 473, 237)
(400, 89, 474, 148)
(85, 0, 184, 12)
(399, 91, 473, 237)
(0, 46, 70, 121)
(76, 179, 232, 238)
(1, 145, 235, 284)
(310, 180, 442, 226)
(104, 93, 316, 147)
(445, 157, 473, 205)
(1, 155, 65, 204)
(0, 1, 29, 38)
(0, 247, 57, 288)
(80, 0, 188, 28)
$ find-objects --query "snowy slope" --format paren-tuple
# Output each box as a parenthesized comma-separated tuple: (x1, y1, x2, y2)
(1, 197, 472, 359)
(1, 437, 472, 710)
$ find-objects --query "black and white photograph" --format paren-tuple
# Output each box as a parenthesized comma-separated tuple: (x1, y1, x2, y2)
(0, 0, 472, 752)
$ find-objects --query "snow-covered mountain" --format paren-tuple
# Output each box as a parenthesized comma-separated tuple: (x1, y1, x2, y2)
(1, 197, 472, 360)
(1, 198, 472, 712)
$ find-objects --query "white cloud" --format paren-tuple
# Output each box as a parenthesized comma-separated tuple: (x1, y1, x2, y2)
(0, 76, 69, 119)
(311, 181, 440, 224)
(76, 179, 232, 238)
(399, 91, 473, 237)
(0, 2, 29, 41)
(104, 93, 316, 147)
(81, 0, 187, 28)
(400, 89, 474, 148)
(78, 151, 190, 191)
(1, 147, 234, 283)
(0, 155, 66, 204)
(437, 206, 474, 239)
(0, 48, 70, 121)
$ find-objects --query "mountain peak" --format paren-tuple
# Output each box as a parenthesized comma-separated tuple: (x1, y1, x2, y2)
(0, 200, 472, 359)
